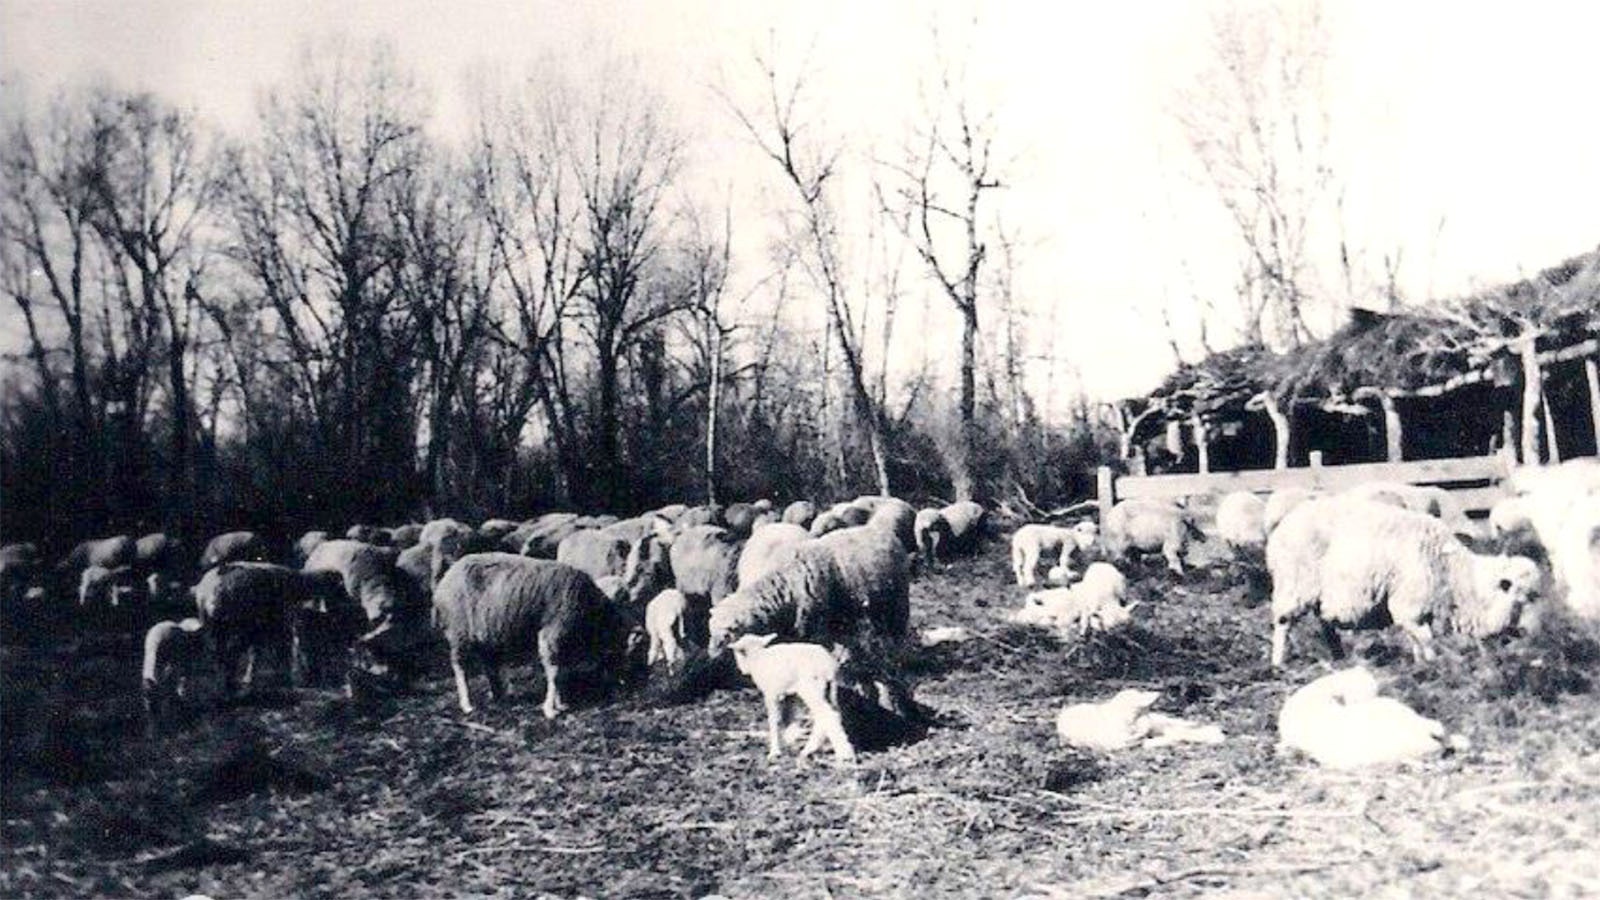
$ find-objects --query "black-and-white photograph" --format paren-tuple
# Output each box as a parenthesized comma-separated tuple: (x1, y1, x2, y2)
(2, 1, 1598, 896)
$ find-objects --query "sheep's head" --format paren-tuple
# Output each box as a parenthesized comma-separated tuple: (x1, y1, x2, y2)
(705, 600, 745, 659)
(1464, 554, 1543, 637)
(621, 533, 672, 605)
(1108, 689, 1161, 715)
(727, 633, 777, 675)
(1070, 520, 1100, 551)
(1085, 599, 1133, 635)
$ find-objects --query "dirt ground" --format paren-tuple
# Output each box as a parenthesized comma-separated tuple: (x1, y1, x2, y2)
(3, 534, 1599, 899)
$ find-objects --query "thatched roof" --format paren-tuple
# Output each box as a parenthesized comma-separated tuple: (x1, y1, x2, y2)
(1272, 307, 1474, 403)
(1147, 343, 1283, 419)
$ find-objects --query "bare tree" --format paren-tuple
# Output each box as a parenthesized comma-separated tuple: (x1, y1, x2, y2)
(880, 46, 1004, 500)
(1174, 0, 1337, 348)
(723, 41, 892, 496)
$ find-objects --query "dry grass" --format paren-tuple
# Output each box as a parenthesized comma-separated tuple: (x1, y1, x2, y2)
(3, 537, 1599, 898)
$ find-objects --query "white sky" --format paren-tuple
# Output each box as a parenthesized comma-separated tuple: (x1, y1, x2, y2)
(3, 0, 1599, 405)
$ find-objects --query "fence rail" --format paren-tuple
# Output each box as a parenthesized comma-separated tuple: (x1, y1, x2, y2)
(1097, 451, 1513, 522)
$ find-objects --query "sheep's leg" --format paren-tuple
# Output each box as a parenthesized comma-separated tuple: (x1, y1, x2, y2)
(1164, 542, 1186, 576)
(1318, 620, 1347, 661)
(449, 644, 475, 714)
(764, 695, 785, 759)
(1011, 544, 1028, 586)
(539, 631, 565, 719)
(647, 632, 663, 667)
(482, 651, 507, 704)
(241, 646, 257, 693)
(289, 625, 307, 688)
(806, 691, 856, 763)
(1401, 622, 1437, 663)
(1270, 615, 1292, 669)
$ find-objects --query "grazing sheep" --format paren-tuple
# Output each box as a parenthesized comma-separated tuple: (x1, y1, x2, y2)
(723, 503, 763, 538)
(346, 525, 391, 546)
(645, 588, 696, 671)
(669, 525, 743, 606)
(141, 617, 206, 735)
(809, 505, 869, 537)
(134, 533, 186, 579)
(78, 564, 140, 610)
(1263, 488, 1320, 536)
(738, 523, 813, 587)
(678, 504, 725, 529)
(913, 509, 953, 566)
(782, 500, 818, 529)
(858, 496, 917, 554)
(556, 529, 632, 582)
(478, 519, 520, 542)
(194, 562, 354, 695)
(295, 531, 330, 565)
(1342, 482, 1472, 536)
(707, 543, 859, 657)
(431, 553, 645, 717)
(420, 518, 475, 549)
(395, 543, 434, 600)
(618, 530, 675, 608)
(1012, 562, 1132, 637)
(1214, 491, 1267, 549)
(728, 634, 855, 763)
(1492, 460, 1600, 619)
(1268, 497, 1542, 668)
(1057, 689, 1223, 751)
(59, 535, 137, 574)
(302, 539, 423, 633)
(387, 524, 423, 549)
(517, 513, 584, 559)
(199, 531, 270, 570)
(598, 516, 659, 545)
(939, 500, 987, 554)
(1278, 667, 1464, 769)
(1101, 498, 1203, 575)
(817, 526, 912, 639)
(1010, 521, 1100, 587)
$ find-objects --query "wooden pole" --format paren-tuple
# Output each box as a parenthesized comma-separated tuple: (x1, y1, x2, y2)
(1518, 336, 1543, 465)
(1263, 394, 1290, 469)
(1096, 466, 1116, 527)
(1355, 387, 1403, 462)
(1190, 413, 1210, 474)
(1586, 357, 1600, 453)
(1542, 388, 1561, 464)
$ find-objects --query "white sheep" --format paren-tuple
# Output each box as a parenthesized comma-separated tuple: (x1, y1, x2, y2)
(556, 528, 631, 582)
(1278, 666, 1465, 769)
(913, 508, 952, 566)
(1012, 562, 1132, 637)
(706, 543, 860, 657)
(1342, 481, 1473, 536)
(1262, 488, 1321, 537)
(728, 634, 856, 763)
(1492, 459, 1600, 620)
(198, 530, 271, 570)
(1101, 498, 1203, 575)
(1214, 491, 1267, 549)
(1268, 497, 1542, 668)
(1055, 689, 1223, 751)
(782, 500, 819, 529)
(141, 617, 206, 735)
(432, 553, 645, 717)
(939, 500, 987, 553)
(645, 588, 693, 671)
(1010, 521, 1099, 587)
(737, 523, 812, 586)
(817, 526, 912, 639)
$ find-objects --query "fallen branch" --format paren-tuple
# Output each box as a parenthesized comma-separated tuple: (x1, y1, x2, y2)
(1079, 857, 1364, 898)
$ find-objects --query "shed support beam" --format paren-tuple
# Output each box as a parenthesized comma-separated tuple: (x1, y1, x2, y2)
(1517, 337, 1543, 465)
(1263, 394, 1290, 469)
(1543, 388, 1561, 464)
(1190, 413, 1210, 474)
(1586, 357, 1600, 453)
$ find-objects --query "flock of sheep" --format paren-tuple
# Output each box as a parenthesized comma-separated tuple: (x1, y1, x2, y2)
(1, 455, 1597, 769)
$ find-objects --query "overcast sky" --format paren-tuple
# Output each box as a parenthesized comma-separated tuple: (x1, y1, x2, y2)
(4, 0, 1599, 403)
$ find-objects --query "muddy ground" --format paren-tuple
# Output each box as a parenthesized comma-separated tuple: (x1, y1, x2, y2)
(3, 535, 1598, 898)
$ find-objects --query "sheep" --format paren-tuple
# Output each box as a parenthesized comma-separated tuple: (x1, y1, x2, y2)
(651, 503, 689, 522)
(1214, 491, 1267, 549)
(738, 523, 813, 586)
(295, 530, 330, 565)
(1010, 521, 1100, 587)
(1492, 460, 1600, 619)
(669, 525, 743, 606)
(346, 524, 391, 546)
(750, 510, 782, 530)
(141, 617, 206, 735)
(678, 504, 725, 529)
(817, 526, 912, 639)
(1278, 666, 1465, 769)
(1262, 488, 1320, 536)
(302, 539, 424, 636)
(199, 530, 270, 570)
(134, 533, 186, 579)
(1342, 481, 1472, 536)
(420, 518, 475, 550)
(645, 588, 698, 671)
(575, 514, 620, 530)
(78, 564, 140, 612)
(58, 535, 137, 574)
(913, 509, 952, 566)
(387, 524, 423, 549)
(782, 500, 818, 529)
(517, 513, 584, 559)
(1268, 497, 1542, 668)
(556, 528, 632, 582)
(194, 562, 355, 695)
(809, 505, 869, 537)
(597, 515, 659, 545)
(431, 553, 645, 717)
(1012, 562, 1132, 637)
(858, 496, 917, 554)
(728, 634, 855, 763)
(1056, 689, 1223, 751)
(707, 542, 858, 657)
(395, 543, 434, 600)
(478, 519, 520, 542)
(723, 503, 763, 538)
(1101, 498, 1203, 575)
(618, 529, 675, 608)
(941, 500, 987, 551)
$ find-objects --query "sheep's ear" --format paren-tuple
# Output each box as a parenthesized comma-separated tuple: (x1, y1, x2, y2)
(752, 633, 778, 648)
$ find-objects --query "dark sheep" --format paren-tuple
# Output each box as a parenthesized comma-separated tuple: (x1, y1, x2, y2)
(194, 562, 355, 695)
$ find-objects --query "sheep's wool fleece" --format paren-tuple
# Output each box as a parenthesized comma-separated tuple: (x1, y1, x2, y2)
(1278, 667, 1453, 769)
(432, 553, 610, 668)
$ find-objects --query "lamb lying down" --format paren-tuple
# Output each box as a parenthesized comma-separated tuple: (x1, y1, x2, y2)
(1056, 689, 1225, 751)
(1013, 562, 1135, 638)
(728, 634, 856, 763)
(1278, 666, 1467, 770)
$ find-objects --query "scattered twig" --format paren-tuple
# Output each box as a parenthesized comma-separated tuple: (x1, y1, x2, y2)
(1079, 857, 1363, 898)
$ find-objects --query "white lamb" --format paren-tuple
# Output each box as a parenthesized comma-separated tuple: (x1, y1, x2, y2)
(728, 634, 856, 763)
(1268, 497, 1542, 668)
(1492, 460, 1600, 620)
(1214, 491, 1267, 549)
(1056, 689, 1224, 751)
(1278, 666, 1466, 769)
(645, 588, 693, 671)
(1012, 562, 1132, 637)
(1010, 521, 1099, 587)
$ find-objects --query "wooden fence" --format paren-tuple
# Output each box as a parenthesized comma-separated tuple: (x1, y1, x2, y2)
(1096, 450, 1514, 524)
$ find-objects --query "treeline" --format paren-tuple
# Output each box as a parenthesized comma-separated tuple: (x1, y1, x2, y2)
(0, 48, 1118, 553)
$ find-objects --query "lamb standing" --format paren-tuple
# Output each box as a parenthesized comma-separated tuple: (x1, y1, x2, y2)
(1214, 491, 1267, 550)
(1101, 498, 1204, 576)
(141, 617, 206, 735)
(1010, 521, 1100, 587)
(728, 634, 855, 763)
(1268, 497, 1542, 668)
(431, 553, 644, 717)
(645, 588, 700, 671)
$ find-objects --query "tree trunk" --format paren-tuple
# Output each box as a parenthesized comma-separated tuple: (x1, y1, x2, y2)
(1379, 393, 1403, 462)
(956, 303, 978, 501)
(595, 342, 623, 510)
(167, 334, 193, 536)
(1261, 393, 1290, 469)
(1517, 337, 1542, 465)
(705, 322, 723, 506)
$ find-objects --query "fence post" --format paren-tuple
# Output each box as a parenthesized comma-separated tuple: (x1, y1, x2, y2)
(1096, 466, 1115, 526)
